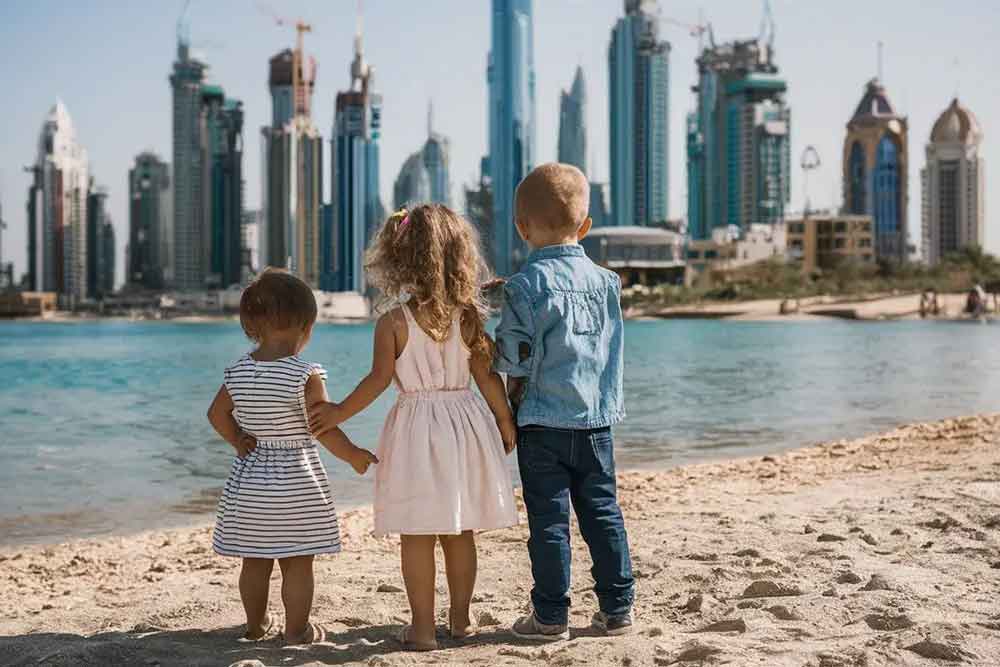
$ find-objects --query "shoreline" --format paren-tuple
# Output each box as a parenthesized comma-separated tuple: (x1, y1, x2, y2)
(2, 414, 998, 665)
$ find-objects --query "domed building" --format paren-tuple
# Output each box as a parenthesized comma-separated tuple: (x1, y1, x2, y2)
(920, 98, 985, 265)
(841, 78, 909, 262)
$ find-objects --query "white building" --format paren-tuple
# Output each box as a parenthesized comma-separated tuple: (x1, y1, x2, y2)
(921, 98, 985, 265)
(26, 100, 90, 300)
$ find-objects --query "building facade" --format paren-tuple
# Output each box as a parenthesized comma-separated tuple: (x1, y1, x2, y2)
(488, 0, 536, 275)
(241, 209, 261, 281)
(393, 106, 452, 210)
(558, 66, 587, 174)
(128, 152, 171, 290)
(921, 98, 985, 266)
(262, 48, 324, 287)
(465, 157, 495, 270)
(170, 35, 209, 290)
(610, 0, 670, 228)
(685, 223, 787, 284)
(842, 78, 908, 262)
(786, 214, 874, 274)
(686, 16, 790, 240)
(86, 181, 114, 299)
(332, 21, 383, 293)
(580, 226, 684, 286)
(26, 101, 89, 300)
(205, 92, 244, 288)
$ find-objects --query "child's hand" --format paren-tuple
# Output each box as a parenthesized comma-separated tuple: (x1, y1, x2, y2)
(235, 430, 257, 458)
(350, 447, 379, 475)
(309, 401, 344, 436)
(498, 417, 517, 455)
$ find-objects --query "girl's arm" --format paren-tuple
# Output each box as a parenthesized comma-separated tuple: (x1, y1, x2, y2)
(309, 311, 400, 435)
(207, 385, 256, 458)
(304, 374, 378, 475)
(465, 315, 517, 454)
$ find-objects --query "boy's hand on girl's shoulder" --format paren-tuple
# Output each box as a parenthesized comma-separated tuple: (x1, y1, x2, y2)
(350, 447, 379, 475)
(235, 430, 257, 458)
(309, 401, 344, 435)
(498, 417, 517, 455)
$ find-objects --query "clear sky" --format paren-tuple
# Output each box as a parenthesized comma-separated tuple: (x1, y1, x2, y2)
(2, 0, 998, 283)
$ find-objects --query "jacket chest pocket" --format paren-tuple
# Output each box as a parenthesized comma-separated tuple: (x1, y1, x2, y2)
(569, 293, 603, 335)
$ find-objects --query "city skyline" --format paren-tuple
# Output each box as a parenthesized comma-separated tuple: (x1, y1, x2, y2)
(2, 1, 999, 285)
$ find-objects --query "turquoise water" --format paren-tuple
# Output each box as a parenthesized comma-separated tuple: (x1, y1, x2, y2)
(1, 319, 998, 545)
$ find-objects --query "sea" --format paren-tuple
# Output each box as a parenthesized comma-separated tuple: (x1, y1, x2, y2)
(1, 318, 998, 545)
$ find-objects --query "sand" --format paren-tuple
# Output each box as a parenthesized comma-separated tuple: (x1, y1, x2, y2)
(2, 415, 999, 666)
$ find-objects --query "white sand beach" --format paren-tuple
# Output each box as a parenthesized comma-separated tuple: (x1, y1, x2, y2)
(2, 415, 999, 666)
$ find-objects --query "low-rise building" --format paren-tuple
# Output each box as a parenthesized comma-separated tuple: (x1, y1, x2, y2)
(685, 224, 786, 285)
(785, 214, 874, 273)
(580, 226, 685, 286)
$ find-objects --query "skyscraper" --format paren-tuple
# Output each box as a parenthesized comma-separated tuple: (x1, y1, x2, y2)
(686, 10, 790, 240)
(128, 151, 171, 290)
(262, 47, 324, 287)
(558, 66, 587, 174)
(488, 0, 536, 276)
(465, 157, 495, 269)
(241, 209, 262, 281)
(86, 180, 114, 299)
(393, 104, 452, 210)
(170, 28, 209, 291)
(842, 78, 908, 262)
(26, 100, 89, 300)
(610, 0, 670, 229)
(921, 98, 984, 266)
(332, 11, 383, 293)
(204, 91, 244, 288)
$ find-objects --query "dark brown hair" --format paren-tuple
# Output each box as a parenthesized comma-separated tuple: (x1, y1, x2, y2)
(239, 268, 318, 342)
(365, 204, 493, 360)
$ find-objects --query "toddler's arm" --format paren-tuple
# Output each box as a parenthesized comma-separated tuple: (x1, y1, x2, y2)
(465, 314, 517, 454)
(304, 373, 378, 475)
(206, 385, 257, 458)
(309, 311, 399, 436)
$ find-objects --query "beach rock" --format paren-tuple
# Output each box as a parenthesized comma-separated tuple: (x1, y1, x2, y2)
(766, 605, 801, 621)
(817, 533, 847, 543)
(920, 517, 961, 531)
(890, 528, 905, 536)
(682, 594, 703, 613)
(672, 640, 722, 663)
(476, 610, 501, 627)
(733, 548, 760, 558)
(741, 580, 802, 598)
(804, 524, 816, 534)
(860, 533, 878, 546)
(694, 618, 746, 633)
(646, 626, 664, 637)
(864, 613, 914, 631)
(736, 600, 763, 609)
(376, 583, 404, 593)
(904, 639, 970, 662)
(822, 588, 836, 597)
(836, 571, 863, 584)
(861, 574, 891, 591)
(921, 541, 934, 549)
(148, 563, 167, 573)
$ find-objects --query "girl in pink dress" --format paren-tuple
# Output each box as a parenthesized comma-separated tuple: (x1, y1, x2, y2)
(310, 204, 518, 651)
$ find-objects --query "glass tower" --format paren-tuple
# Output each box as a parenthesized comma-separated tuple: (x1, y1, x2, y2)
(610, 0, 670, 228)
(558, 66, 587, 174)
(488, 0, 536, 276)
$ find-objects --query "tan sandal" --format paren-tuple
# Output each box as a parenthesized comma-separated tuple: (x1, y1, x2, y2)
(238, 614, 274, 643)
(398, 625, 438, 651)
(283, 622, 325, 646)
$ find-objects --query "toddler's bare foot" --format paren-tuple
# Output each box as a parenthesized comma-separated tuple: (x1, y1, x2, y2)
(450, 609, 476, 639)
(239, 614, 273, 642)
(283, 622, 325, 646)
(398, 625, 438, 651)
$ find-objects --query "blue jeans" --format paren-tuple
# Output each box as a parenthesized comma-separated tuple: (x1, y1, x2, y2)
(516, 425, 634, 626)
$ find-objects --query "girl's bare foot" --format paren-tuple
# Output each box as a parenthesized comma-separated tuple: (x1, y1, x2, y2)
(283, 622, 325, 646)
(398, 625, 439, 651)
(239, 614, 273, 642)
(449, 610, 476, 639)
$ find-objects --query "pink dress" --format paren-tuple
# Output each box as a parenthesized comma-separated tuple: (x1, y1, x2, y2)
(373, 306, 519, 536)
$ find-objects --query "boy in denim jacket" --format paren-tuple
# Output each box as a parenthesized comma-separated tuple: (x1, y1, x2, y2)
(495, 163, 634, 641)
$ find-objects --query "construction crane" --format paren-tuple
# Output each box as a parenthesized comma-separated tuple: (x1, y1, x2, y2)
(658, 10, 712, 51)
(259, 3, 313, 118)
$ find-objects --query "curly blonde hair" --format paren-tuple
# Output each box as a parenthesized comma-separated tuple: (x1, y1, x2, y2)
(365, 204, 494, 360)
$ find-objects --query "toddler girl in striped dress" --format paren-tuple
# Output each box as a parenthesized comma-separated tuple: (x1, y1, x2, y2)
(207, 269, 378, 645)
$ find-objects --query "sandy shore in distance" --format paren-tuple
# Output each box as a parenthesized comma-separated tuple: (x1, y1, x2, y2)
(2, 415, 999, 666)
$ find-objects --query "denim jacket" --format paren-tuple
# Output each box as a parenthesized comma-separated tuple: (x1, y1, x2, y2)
(493, 244, 625, 430)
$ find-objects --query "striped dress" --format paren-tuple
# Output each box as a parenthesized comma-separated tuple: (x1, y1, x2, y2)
(212, 354, 341, 559)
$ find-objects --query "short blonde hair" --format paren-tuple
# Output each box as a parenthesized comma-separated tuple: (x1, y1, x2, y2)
(239, 268, 317, 342)
(515, 162, 590, 235)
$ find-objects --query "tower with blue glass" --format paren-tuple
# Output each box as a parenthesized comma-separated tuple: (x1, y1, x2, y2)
(332, 11, 383, 292)
(610, 0, 670, 228)
(842, 78, 908, 262)
(488, 0, 536, 276)
(686, 7, 790, 240)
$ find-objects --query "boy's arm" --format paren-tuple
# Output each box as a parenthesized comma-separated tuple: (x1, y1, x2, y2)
(309, 312, 399, 435)
(206, 385, 256, 458)
(493, 281, 535, 425)
(304, 373, 378, 475)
